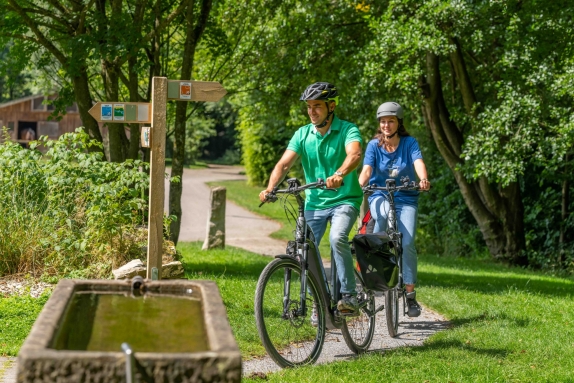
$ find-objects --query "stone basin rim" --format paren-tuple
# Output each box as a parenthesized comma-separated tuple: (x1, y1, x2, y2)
(19, 278, 238, 354)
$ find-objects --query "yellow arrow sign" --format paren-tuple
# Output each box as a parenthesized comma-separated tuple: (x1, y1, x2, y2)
(167, 80, 227, 102)
(88, 102, 152, 123)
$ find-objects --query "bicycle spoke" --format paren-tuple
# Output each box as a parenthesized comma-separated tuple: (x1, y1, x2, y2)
(341, 277, 375, 354)
(255, 258, 325, 367)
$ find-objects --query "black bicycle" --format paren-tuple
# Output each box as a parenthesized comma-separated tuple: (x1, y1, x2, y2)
(254, 178, 378, 368)
(359, 176, 421, 338)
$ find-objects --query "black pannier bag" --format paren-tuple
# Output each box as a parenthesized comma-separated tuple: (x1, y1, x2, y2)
(352, 232, 399, 291)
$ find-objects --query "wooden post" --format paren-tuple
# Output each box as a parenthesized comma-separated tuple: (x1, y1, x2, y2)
(202, 186, 226, 250)
(146, 77, 167, 279)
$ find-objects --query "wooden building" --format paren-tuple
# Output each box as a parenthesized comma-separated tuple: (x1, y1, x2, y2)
(0, 94, 82, 146)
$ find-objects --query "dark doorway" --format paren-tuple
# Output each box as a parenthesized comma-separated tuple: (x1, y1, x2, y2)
(18, 121, 37, 148)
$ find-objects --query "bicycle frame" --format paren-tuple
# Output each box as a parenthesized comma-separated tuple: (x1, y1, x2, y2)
(365, 177, 421, 315)
(382, 178, 405, 295)
(276, 189, 345, 330)
(267, 178, 372, 330)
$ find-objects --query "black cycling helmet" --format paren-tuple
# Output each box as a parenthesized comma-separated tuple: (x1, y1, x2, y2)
(376, 101, 404, 120)
(300, 82, 339, 105)
(300, 82, 339, 128)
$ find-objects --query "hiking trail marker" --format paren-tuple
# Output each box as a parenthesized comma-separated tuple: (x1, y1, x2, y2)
(90, 79, 227, 279)
(88, 102, 152, 123)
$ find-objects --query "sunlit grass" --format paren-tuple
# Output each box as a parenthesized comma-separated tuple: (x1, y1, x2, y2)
(0, 293, 50, 356)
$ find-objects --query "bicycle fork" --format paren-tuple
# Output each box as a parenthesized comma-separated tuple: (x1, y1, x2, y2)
(283, 215, 311, 319)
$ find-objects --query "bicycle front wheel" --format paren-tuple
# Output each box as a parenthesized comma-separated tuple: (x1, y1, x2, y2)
(385, 288, 400, 337)
(254, 257, 326, 368)
(341, 271, 375, 354)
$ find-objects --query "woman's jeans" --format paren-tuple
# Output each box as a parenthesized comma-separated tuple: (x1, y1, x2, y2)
(370, 196, 418, 285)
(304, 204, 358, 295)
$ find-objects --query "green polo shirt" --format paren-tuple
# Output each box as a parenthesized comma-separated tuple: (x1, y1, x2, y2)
(287, 115, 363, 211)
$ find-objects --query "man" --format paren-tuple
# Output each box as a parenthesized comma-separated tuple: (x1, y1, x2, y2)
(258, 82, 363, 316)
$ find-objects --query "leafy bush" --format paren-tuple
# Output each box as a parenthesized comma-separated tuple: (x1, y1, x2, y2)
(522, 166, 574, 273)
(236, 100, 303, 186)
(0, 128, 149, 279)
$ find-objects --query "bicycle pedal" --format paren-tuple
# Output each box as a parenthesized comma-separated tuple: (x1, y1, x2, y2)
(339, 309, 360, 317)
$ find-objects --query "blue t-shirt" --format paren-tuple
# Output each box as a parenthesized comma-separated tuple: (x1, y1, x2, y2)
(363, 136, 423, 207)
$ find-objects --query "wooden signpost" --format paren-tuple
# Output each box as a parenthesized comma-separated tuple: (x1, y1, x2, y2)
(90, 79, 227, 279)
(88, 102, 152, 123)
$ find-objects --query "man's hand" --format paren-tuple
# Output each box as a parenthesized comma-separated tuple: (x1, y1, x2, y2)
(326, 174, 343, 189)
(259, 189, 270, 203)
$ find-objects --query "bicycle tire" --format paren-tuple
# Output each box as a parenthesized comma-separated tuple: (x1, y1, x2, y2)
(385, 288, 400, 337)
(341, 271, 375, 354)
(254, 257, 326, 368)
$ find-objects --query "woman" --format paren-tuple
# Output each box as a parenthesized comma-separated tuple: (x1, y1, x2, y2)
(358, 101, 430, 317)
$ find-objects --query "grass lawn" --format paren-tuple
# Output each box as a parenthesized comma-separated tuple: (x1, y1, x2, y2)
(208, 179, 342, 259)
(177, 242, 574, 382)
(0, 293, 50, 356)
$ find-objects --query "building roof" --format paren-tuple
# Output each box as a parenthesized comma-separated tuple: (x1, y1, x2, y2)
(0, 94, 44, 109)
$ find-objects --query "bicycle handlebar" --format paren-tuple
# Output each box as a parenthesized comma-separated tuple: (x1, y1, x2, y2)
(259, 178, 338, 207)
(362, 176, 424, 195)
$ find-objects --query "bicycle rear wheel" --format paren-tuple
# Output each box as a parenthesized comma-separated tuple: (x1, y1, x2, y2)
(254, 257, 326, 368)
(341, 271, 375, 353)
(385, 288, 400, 337)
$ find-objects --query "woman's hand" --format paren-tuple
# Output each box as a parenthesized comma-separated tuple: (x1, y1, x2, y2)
(419, 178, 431, 191)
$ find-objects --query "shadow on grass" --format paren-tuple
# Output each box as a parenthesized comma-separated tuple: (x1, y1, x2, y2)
(419, 255, 574, 298)
(419, 269, 573, 297)
(388, 338, 511, 359)
(341, 336, 510, 362)
(444, 312, 532, 328)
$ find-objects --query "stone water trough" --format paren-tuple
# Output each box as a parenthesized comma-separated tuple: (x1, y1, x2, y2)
(17, 279, 241, 382)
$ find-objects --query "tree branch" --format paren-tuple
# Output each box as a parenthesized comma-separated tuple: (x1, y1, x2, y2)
(44, 0, 71, 17)
(117, 0, 187, 67)
(449, 37, 478, 118)
(6, 0, 68, 65)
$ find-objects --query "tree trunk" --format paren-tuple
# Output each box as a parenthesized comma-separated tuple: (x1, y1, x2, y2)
(102, 61, 129, 162)
(72, 71, 104, 145)
(168, 0, 213, 245)
(127, 56, 142, 161)
(420, 51, 527, 264)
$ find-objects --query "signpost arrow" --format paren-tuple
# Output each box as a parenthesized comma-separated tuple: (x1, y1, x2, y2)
(88, 102, 152, 123)
(167, 80, 227, 102)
